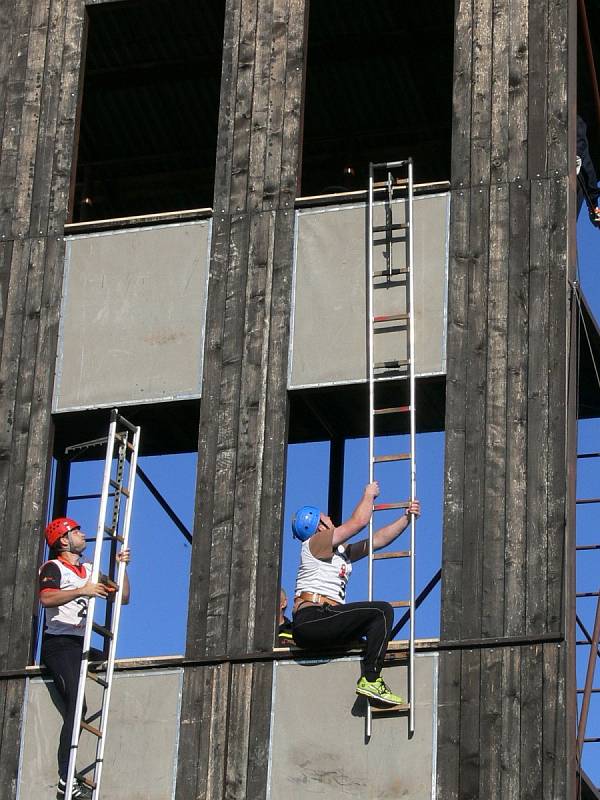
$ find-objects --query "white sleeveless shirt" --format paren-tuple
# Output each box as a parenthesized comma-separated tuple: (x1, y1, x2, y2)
(295, 540, 352, 604)
(39, 558, 92, 637)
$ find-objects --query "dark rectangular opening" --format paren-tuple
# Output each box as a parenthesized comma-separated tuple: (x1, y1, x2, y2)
(300, 0, 454, 197)
(70, 0, 225, 223)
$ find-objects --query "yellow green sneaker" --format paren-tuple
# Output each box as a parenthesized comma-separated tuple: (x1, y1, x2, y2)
(356, 676, 405, 706)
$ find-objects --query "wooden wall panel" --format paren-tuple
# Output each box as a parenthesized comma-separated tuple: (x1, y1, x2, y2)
(178, 1, 305, 797)
(438, 0, 576, 794)
(0, 1, 85, 795)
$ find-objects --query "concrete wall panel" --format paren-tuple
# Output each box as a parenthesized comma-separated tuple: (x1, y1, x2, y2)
(54, 221, 211, 411)
(269, 653, 437, 799)
(18, 669, 182, 800)
(290, 194, 449, 389)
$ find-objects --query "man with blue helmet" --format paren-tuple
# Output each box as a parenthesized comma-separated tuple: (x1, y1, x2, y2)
(291, 481, 420, 706)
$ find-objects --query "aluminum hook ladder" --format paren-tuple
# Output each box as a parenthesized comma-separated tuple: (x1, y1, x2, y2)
(65, 409, 141, 800)
(366, 159, 417, 737)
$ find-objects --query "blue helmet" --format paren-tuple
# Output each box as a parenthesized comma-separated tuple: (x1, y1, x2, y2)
(292, 506, 321, 541)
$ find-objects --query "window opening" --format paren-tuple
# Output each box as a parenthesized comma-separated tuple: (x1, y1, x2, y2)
(71, 0, 225, 223)
(300, 0, 453, 197)
(281, 431, 443, 643)
(39, 450, 196, 660)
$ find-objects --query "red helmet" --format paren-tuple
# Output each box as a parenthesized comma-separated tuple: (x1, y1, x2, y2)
(45, 517, 80, 548)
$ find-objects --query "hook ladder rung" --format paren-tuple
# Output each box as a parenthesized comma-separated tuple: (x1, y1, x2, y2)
(77, 774, 97, 790)
(373, 551, 411, 560)
(374, 405, 410, 415)
(92, 623, 114, 639)
(110, 479, 130, 497)
(104, 526, 124, 542)
(372, 223, 409, 233)
(87, 673, 109, 688)
(372, 178, 408, 188)
(373, 313, 409, 323)
(373, 453, 410, 463)
(390, 601, 411, 608)
(375, 359, 410, 370)
(115, 433, 135, 451)
(81, 721, 103, 738)
(373, 268, 409, 278)
(373, 236, 406, 246)
(370, 703, 410, 714)
(374, 501, 410, 511)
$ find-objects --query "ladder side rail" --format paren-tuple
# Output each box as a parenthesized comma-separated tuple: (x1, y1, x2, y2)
(92, 423, 141, 799)
(368, 162, 376, 603)
(102, 437, 127, 657)
(65, 412, 119, 800)
(367, 163, 376, 740)
(407, 158, 417, 737)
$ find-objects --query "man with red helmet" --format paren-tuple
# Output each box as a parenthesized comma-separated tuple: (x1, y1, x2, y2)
(39, 517, 131, 799)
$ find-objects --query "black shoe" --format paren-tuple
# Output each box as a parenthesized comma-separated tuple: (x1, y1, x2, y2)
(57, 777, 92, 799)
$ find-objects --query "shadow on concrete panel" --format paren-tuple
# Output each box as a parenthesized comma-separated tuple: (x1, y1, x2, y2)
(269, 653, 437, 799)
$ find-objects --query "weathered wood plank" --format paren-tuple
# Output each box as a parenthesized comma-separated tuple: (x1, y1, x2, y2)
(460, 186, 489, 640)
(546, 176, 568, 633)
(436, 650, 461, 800)
(277, 0, 305, 209)
(527, 0, 547, 179)
(246, 0, 274, 211)
(245, 662, 273, 799)
(213, 0, 242, 213)
(458, 648, 481, 799)
(520, 644, 543, 799)
(0, 237, 48, 669)
(546, 0, 569, 175)
(224, 662, 253, 800)
(228, 0, 259, 211)
(227, 211, 274, 655)
(500, 645, 521, 799)
(0, 0, 34, 238)
(478, 648, 503, 797)
(0, 2, 18, 148)
(0, 679, 25, 800)
(489, 0, 509, 186)
(481, 183, 508, 638)
(9, 236, 65, 668)
(0, 240, 14, 360)
(0, 240, 34, 647)
(503, 181, 529, 638)
(252, 208, 294, 650)
(12, 0, 51, 239)
(47, 0, 86, 235)
(441, 187, 470, 641)
(450, 0, 473, 187)
(175, 666, 213, 800)
(261, 0, 289, 210)
(187, 215, 231, 658)
(542, 642, 566, 798)
(29, 0, 69, 236)
(204, 214, 251, 656)
(508, 0, 528, 181)
(205, 663, 230, 800)
(470, 0, 493, 185)
(526, 178, 550, 635)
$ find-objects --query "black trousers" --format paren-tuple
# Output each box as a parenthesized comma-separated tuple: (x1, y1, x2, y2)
(292, 600, 394, 681)
(41, 634, 86, 781)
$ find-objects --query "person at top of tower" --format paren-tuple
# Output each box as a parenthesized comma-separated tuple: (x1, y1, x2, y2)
(290, 481, 420, 707)
(38, 517, 131, 800)
(577, 114, 600, 227)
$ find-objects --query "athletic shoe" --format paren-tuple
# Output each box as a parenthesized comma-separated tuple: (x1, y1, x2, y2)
(57, 777, 92, 799)
(355, 676, 406, 706)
